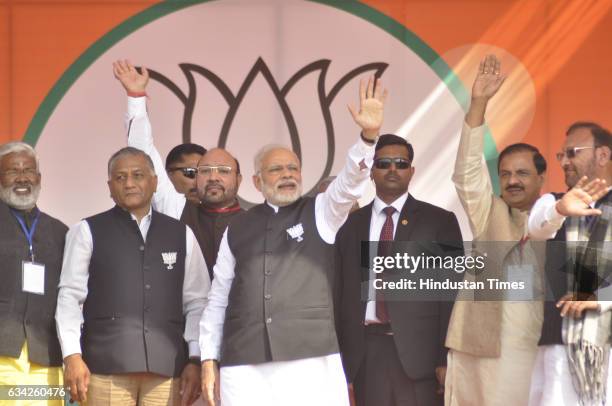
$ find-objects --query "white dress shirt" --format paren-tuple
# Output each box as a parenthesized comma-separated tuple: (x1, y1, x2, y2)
(55, 206, 210, 359)
(199, 137, 376, 361)
(528, 193, 567, 241)
(364, 192, 409, 324)
(527, 192, 612, 312)
(126, 96, 187, 220)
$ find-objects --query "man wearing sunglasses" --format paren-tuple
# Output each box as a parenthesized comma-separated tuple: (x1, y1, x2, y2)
(335, 134, 462, 406)
(114, 60, 244, 281)
(166, 143, 207, 204)
(527, 123, 612, 406)
(444, 55, 548, 406)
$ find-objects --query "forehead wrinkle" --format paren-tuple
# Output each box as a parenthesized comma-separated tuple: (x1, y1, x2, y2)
(263, 149, 300, 168)
(111, 160, 154, 177)
(1, 153, 37, 168)
(565, 131, 595, 148)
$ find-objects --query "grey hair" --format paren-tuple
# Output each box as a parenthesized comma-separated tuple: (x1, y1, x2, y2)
(107, 147, 155, 177)
(253, 144, 300, 174)
(0, 142, 40, 172)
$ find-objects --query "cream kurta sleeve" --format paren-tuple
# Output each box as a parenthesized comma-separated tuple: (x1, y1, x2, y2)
(452, 122, 494, 238)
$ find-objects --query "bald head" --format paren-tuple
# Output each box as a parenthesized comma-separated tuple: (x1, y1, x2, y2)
(196, 148, 242, 208)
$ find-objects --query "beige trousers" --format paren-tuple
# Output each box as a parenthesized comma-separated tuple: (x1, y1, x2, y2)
(84, 372, 180, 406)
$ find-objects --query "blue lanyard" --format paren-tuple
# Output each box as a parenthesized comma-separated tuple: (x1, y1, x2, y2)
(11, 209, 40, 261)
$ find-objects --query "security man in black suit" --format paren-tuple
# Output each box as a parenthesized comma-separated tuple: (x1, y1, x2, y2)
(335, 134, 463, 406)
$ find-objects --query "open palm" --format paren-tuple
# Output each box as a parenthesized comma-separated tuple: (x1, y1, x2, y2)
(112, 59, 149, 94)
(556, 176, 608, 217)
(348, 76, 388, 137)
(472, 55, 505, 100)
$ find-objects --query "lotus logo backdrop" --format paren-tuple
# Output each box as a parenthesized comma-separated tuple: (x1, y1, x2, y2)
(30, 0, 478, 237)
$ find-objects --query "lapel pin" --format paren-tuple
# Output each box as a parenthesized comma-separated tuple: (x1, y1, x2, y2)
(401, 219, 408, 226)
(161, 252, 177, 270)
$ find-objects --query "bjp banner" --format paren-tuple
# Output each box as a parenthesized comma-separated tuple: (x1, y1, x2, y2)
(2, 0, 612, 231)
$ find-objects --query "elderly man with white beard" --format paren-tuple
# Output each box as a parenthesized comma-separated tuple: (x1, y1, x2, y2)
(199, 77, 388, 406)
(0, 142, 68, 405)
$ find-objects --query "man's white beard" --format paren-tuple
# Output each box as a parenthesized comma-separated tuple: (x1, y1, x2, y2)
(0, 183, 40, 210)
(262, 179, 302, 207)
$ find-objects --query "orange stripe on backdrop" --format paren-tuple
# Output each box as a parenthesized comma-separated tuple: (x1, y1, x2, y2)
(0, 0, 159, 143)
(0, 4, 9, 141)
(362, 0, 612, 192)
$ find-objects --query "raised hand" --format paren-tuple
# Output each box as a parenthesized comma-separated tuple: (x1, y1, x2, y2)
(112, 59, 149, 95)
(466, 54, 506, 128)
(555, 176, 609, 217)
(348, 76, 388, 141)
(472, 54, 505, 101)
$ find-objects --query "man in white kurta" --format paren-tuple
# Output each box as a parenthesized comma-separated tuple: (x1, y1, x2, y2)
(527, 123, 612, 406)
(199, 77, 388, 406)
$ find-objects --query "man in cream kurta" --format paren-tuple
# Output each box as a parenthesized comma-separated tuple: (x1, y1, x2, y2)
(445, 55, 547, 406)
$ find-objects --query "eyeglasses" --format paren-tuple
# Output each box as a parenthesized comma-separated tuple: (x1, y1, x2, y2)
(373, 157, 411, 170)
(0, 168, 38, 180)
(556, 146, 595, 162)
(167, 167, 197, 179)
(197, 165, 233, 176)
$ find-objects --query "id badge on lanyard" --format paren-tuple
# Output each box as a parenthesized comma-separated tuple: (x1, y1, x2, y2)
(22, 261, 45, 295)
(12, 209, 45, 295)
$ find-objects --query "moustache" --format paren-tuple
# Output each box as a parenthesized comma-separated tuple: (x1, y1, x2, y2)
(505, 185, 524, 192)
(563, 162, 576, 172)
(384, 173, 401, 181)
(205, 182, 225, 192)
(12, 183, 32, 192)
(276, 179, 298, 189)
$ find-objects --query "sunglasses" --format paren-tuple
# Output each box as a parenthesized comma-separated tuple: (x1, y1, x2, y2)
(167, 167, 198, 179)
(556, 146, 595, 162)
(373, 157, 411, 170)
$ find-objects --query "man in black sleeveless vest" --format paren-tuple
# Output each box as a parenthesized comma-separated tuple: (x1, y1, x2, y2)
(335, 134, 463, 406)
(56, 147, 210, 405)
(114, 59, 244, 280)
(198, 76, 388, 406)
(528, 122, 612, 405)
(0, 141, 67, 405)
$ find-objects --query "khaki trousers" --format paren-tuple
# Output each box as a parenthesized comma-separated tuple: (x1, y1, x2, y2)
(84, 372, 180, 406)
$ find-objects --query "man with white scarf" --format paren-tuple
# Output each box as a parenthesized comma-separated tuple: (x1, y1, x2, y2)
(528, 122, 612, 406)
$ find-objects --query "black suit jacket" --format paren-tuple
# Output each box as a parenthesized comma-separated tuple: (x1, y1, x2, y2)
(335, 195, 462, 382)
